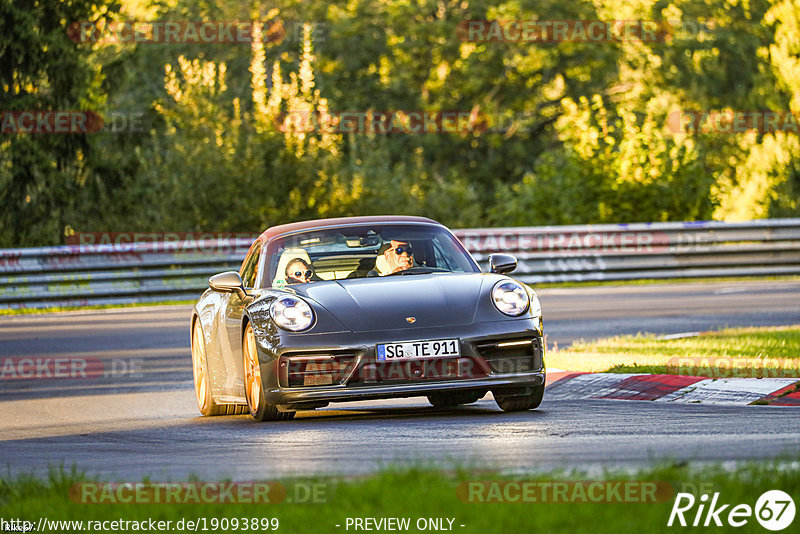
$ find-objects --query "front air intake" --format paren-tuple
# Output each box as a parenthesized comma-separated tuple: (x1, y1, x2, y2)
(474, 337, 544, 374)
(279, 352, 358, 387)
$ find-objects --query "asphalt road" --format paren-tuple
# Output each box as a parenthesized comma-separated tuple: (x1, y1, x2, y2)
(1, 280, 799, 480)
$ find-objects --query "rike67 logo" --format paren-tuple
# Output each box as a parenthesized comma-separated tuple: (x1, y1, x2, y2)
(668, 490, 795, 530)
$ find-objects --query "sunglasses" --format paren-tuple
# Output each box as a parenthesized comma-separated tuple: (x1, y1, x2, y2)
(391, 246, 413, 256)
(290, 270, 313, 279)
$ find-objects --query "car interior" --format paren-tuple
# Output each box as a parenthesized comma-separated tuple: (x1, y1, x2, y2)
(264, 225, 477, 287)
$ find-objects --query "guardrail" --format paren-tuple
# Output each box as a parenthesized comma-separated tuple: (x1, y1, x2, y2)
(1, 219, 799, 309)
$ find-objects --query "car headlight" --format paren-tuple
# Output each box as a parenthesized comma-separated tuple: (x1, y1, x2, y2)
(270, 296, 315, 332)
(492, 280, 530, 317)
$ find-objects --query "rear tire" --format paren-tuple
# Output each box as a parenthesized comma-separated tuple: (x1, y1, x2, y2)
(427, 390, 485, 408)
(191, 318, 227, 416)
(243, 322, 295, 422)
(494, 384, 545, 412)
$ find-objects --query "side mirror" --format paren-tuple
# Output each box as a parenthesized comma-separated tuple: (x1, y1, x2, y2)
(209, 271, 249, 299)
(489, 253, 517, 274)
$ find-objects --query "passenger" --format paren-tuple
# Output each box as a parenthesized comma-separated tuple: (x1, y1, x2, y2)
(285, 258, 316, 284)
(371, 240, 414, 276)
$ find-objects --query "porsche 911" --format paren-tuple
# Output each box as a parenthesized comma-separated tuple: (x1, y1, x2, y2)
(190, 216, 545, 421)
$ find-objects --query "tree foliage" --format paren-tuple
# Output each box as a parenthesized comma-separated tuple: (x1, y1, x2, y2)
(1, 0, 799, 246)
(0, 0, 120, 246)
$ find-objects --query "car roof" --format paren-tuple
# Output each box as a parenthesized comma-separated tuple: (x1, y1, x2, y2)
(257, 215, 443, 243)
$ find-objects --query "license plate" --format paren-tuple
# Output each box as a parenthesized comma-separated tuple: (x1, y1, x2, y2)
(376, 339, 460, 361)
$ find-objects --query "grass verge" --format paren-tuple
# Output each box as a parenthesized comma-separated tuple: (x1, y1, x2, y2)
(1, 461, 798, 533)
(547, 325, 800, 377)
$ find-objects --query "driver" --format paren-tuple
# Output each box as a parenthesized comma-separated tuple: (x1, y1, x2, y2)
(375, 240, 414, 275)
(285, 258, 316, 284)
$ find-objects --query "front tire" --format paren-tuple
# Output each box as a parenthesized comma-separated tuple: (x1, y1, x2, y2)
(243, 322, 295, 422)
(494, 384, 545, 412)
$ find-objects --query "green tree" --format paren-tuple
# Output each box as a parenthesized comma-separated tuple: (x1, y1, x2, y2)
(0, 0, 120, 246)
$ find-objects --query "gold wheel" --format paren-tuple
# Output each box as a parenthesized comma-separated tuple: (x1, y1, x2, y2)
(243, 323, 262, 414)
(242, 321, 294, 421)
(191, 319, 220, 415)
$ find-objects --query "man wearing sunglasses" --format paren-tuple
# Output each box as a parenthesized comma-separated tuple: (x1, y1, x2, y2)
(285, 258, 316, 284)
(373, 240, 415, 275)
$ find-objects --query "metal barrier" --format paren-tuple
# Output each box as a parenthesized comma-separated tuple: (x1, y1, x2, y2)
(1, 219, 799, 309)
(0, 239, 253, 309)
(459, 218, 800, 284)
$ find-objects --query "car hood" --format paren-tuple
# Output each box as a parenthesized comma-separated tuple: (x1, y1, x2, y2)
(298, 273, 489, 332)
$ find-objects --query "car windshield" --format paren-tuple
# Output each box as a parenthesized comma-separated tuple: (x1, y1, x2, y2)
(264, 223, 479, 287)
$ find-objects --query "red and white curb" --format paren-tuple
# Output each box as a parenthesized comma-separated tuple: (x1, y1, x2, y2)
(545, 370, 800, 406)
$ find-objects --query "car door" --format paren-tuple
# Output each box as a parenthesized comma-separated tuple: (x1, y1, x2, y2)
(219, 240, 262, 397)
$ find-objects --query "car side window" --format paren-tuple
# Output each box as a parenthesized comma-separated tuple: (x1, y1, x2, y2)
(240, 242, 262, 289)
(431, 239, 453, 270)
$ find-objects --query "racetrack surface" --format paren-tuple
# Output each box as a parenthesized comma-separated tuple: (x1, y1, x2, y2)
(1, 280, 799, 480)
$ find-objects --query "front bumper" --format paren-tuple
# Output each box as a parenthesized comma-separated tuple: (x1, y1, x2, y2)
(269, 373, 544, 407)
(256, 318, 545, 407)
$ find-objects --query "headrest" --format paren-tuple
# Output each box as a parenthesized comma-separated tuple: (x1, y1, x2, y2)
(373, 253, 390, 276)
